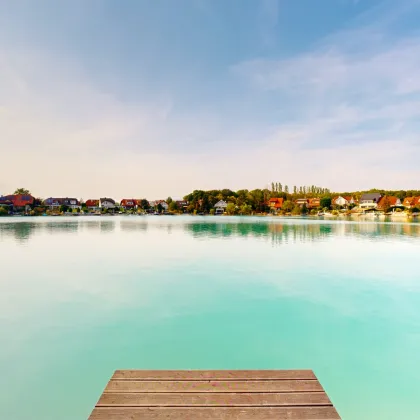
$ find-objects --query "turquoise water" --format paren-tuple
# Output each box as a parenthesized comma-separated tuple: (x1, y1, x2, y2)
(1, 216, 420, 419)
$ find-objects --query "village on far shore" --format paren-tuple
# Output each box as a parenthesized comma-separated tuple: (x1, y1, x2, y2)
(1, 184, 420, 219)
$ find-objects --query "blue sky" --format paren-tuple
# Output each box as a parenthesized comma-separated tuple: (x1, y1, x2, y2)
(1, 0, 420, 198)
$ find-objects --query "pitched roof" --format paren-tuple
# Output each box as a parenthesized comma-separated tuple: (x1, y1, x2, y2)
(403, 197, 415, 205)
(214, 200, 227, 208)
(8, 194, 35, 207)
(121, 199, 136, 207)
(269, 198, 284, 208)
(378, 196, 400, 208)
(85, 199, 99, 207)
(360, 193, 381, 201)
(100, 198, 115, 204)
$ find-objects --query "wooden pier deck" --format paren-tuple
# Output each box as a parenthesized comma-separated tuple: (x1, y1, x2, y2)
(89, 370, 341, 419)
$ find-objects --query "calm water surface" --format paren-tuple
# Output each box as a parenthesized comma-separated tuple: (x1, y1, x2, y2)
(1, 216, 420, 419)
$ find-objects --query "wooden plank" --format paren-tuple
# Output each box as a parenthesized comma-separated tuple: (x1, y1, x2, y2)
(112, 370, 316, 381)
(97, 391, 332, 407)
(105, 380, 323, 393)
(89, 406, 340, 419)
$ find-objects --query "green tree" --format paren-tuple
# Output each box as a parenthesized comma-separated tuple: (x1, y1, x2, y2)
(0, 207, 8, 216)
(226, 203, 236, 215)
(209, 208, 215, 215)
(320, 197, 332, 209)
(292, 205, 302, 215)
(157, 203, 163, 213)
(285, 185, 289, 194)
(14, 188, 31, 195)
(60, 205, 69, 213)
(240, 204, 252, 215)
(140, 199, 150, 210)
(293, 186, 297, 195)
(282, 200, 294, 212)
(168, 201, 179, 212)
(167, 197, 173, 204)
(301, 203, 308, 215)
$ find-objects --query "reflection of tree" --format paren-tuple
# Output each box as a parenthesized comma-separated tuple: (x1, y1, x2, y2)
(0, 222, 38, 243)
(183, 219, 420, 244)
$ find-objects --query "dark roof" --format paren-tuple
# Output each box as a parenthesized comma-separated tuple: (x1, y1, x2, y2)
(360, 193, 381, 201)
(100, 197, 116, 204)
(44, 197, 80, 206)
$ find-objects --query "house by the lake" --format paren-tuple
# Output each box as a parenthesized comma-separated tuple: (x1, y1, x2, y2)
(332, 196, 355, 207)
(377, 196, 402, 210)
(295, 198, 309, 207)
(120, 199, 137, 209)
(44, 197, 81, 210)
(85, 199, 100, 211)
(308, 198, 321, 209)
(359, 193, 381, 209)
(214, 200, 227, 215)
(99, 198, 116, 210)
(1, 194, 35, 212)
(268, 198, 284, 212)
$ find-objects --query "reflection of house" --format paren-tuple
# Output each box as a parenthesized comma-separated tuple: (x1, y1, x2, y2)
(100, 198, 116, 209)
(332, 196, 355, 207)
(377, 196, 402, 210)
(268, 198, 284, 212)
(359, 193, 381, 209)
(44, 197, 81, 210)
(308, 198, 321, 209)
(214, 200, 227, 214)
(120, 199, 137, 209)
(295, 198, 309, 207)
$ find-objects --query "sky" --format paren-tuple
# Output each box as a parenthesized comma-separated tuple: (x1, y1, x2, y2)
(1, 0, 420, 199)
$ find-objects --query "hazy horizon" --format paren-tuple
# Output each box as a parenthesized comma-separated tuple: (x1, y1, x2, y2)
(1, 0, 420, 198)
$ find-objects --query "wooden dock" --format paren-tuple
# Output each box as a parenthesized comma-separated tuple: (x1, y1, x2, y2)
(89, 370, 341, 419)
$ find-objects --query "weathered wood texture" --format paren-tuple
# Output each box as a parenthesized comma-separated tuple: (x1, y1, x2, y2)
(89, 370, 341, 420)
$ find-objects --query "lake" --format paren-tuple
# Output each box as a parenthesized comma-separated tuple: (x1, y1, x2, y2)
(1, 216, 419, 419)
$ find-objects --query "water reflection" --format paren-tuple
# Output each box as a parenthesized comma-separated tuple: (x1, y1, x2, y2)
(0, 217, 419, 244)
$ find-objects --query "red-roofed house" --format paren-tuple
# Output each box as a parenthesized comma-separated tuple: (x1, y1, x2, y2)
(268, 198, 284, 212)
(412, 197, 420, 208)
(85, 199, 100, 210)
(378, 196, 402, 210)
(121, 199, 137, 209)
(8, 194, 35, 212)
(403, 197, 416, 208)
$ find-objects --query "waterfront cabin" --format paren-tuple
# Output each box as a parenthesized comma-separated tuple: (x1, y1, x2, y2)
(2, 194, 35, 213)
(214, 200, 227, 215)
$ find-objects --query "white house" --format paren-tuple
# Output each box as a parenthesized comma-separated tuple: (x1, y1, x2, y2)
(332, 196, 355, 207)
(99, 197, 116, 209)
(214, 200, 227, 215)
(359, 193, 381, 209)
